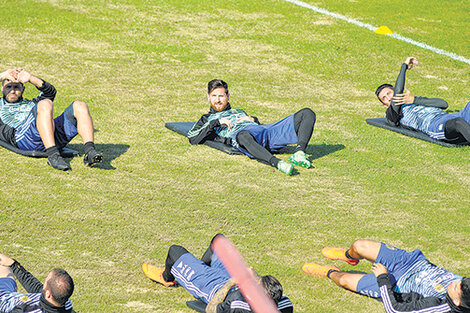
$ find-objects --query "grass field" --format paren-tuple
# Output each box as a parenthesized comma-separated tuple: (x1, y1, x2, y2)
(0, 0, 469, 312)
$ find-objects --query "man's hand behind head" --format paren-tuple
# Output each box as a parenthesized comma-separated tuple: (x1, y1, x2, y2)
(17, 69, 32, 84)
(0, 68, 21, 84)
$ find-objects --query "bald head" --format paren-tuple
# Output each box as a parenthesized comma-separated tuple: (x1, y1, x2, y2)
(45, 269, 74, 306)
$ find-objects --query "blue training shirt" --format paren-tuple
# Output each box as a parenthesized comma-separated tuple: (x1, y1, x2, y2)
(400, 104, 447, 135)
(396, 259, 462, 298)
(0, 98, 36, 130)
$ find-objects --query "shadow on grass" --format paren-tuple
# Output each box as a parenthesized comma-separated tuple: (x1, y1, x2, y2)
(279, 143, 345, 160)
(66, 143, 129, 170)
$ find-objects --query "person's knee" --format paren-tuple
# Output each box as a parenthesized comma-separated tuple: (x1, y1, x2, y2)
(210, 233, 224, 244)
(236, 130, 252, 145)
(37, 99, 53, 114)
(351, 240, 373, 256)
(0, 265, 13, 278)
(300, 108, 316, 120)
(72, 100, 89, 115)
(453, 117, 468, 128)
(168, 245, 188, 262)
(445, 118, 469, 137)
(169, 244, 184, 254)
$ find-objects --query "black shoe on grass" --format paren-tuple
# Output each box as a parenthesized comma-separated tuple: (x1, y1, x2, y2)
(47, 153, 71, 171)
(83, 150, 103, 167)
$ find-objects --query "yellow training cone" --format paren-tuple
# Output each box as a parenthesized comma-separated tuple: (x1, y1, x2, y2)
(375, 25, 393, 35)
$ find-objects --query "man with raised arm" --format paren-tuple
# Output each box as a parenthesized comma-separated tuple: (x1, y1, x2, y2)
(0, 67, 102, 170)
(188, 79, 317, 176)
(142, 234, 294, 313)
(0, 253, 74, 313)
(303, 240, 470, 313)
(375, 57, 470, 144)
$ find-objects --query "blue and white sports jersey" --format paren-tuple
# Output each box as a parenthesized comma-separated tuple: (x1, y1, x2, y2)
(0, 290, 72, 313)
(0, 98, 36, 130)
(206, 109, 258, 139)
(400, 104, 446, 135)
(396, 259, 462, 298)
(0, 290, 41, 313)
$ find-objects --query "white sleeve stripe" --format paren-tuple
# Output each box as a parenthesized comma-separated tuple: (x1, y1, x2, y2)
(278, 298, 293, 309)
(187, 121, 211, 138)
(65, 299, 73, 309)
(230, 300, 252, 311)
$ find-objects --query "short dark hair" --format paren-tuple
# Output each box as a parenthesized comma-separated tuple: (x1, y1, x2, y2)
(261, 275, 283, 304)
(460, 277, 470, 309)
(48, 269, 74, 306)
(375, 83, 393, 102)
(208, 79, 228, 95)
(2, 80, 23, 87)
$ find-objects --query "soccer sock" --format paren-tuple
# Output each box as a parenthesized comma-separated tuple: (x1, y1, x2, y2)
(294, 144, 304, 153)
(270, 157, 280, 168)
(345, 249, 357, 260)
(327, 269, 339, 278)
(293, 108, 316, 152)
(84, 141, 96, 155)
(46, 145, 59, 157)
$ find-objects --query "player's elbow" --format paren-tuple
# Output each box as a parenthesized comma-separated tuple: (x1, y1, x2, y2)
(188, 137, 201, 145)
(440, 100, 449, 109)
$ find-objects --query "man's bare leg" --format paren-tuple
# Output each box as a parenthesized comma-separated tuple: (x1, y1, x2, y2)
(36, 99, 56, 149)
(0, 265, 14, 279)
(73, 100, 102, 166)
(73, 100, 94, 144)
(325, 240, 381, 292)
(0, 254, 15, 280)
(347, 240, 381, 263)
(329, 271, 365, 292)
(322, 239, 382, 265)
(36, 99, 70, 171)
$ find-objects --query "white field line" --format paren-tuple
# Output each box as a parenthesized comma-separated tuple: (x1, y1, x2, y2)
(281, 0, 470, 65)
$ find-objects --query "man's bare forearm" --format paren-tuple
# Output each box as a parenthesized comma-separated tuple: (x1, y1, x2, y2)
(28, 75, 44, 88)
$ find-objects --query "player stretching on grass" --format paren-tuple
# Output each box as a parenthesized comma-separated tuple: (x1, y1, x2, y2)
(142, 234, 294, 313)
(0, 253, 74, 313)
(303, 240, 470, 313)
(0, 67, 103, 170)
(188, 79, 316, 176)
(375, 56, 470, 144)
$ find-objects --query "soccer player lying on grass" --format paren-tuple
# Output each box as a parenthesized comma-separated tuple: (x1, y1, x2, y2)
(188, 79, 316, 176)
(303, 240, 470, 313)
(0, 67, 103, 171)
(376, 56, 470, 144)
(142, 234, 294, 313)
(0, 253, 74, 313)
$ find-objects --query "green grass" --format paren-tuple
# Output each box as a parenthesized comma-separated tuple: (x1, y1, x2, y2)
(0, 0, 469, 312)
